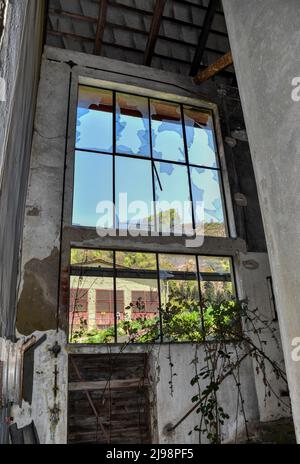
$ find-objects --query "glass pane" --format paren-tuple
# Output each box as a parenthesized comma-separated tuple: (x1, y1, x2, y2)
(158, 254, 202, 342)
(198, 256, 232, 275)
(184, 107, 217, 168)
(199, 256, 233, 304)
(115, 156, 154, 230)
(116, 277, 160, 344)
(198, 256, 235, 337)
(151, 99, 185, 162)
(69, 275, 115, 343)
(116, 93, 150, 157)
(72, 151, 113, 228)
(76, 86, 113, 153)
(190, 166, 226, 237)
(200, 280, 234, 305)
(154, 162, 193, 234)
(116, 251, 157, 270)
(71, 249, 114, 269)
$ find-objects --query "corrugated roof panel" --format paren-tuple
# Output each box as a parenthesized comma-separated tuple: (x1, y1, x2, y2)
(155, 38, 192, 63)
(46, 0, 234, 77)
(102, 43, 143, 65)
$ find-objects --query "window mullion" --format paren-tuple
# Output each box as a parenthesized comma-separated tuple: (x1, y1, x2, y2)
(156, 253, 164, 343)
(148, 98, 158, 232)
(180, 104, 196, 232)
(113, 250, 117, 343)
(196, 256, 206, 340)
(113, 91, 117, 230)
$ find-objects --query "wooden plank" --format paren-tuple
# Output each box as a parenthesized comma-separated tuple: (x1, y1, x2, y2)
(70, 357, 110, 443)
(143, 0, 167, 66)
(190, 0, 219, 76)
(69, 378, 149, 392)
(95, 0, 108, 55)
(194, 51, 233, 84)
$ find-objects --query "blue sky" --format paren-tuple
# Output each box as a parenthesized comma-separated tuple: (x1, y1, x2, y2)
(73, 90, 225, 232)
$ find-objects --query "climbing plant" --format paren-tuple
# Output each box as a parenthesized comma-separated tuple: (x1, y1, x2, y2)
(187, 299, 289, 444)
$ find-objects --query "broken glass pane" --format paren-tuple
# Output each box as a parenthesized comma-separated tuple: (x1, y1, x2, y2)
(72, 151, 113, 228)
(184, 107, 218, 168)
(115, 156, 154, 230)
(76, 86, 113, 153)
(116, 93, 150, 157)
(154, 161, 193, 234)
(190, 166, 226, 237)
(151, 99, 185, 162)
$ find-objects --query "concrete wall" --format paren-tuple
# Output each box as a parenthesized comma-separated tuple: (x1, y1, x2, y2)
(151, 344, 258, 444)
(222, 0, 300, 442)
(0, 0, 45, 339)
(237, 252, 291, 422)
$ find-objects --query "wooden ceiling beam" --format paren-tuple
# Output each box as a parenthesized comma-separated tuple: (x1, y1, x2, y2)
(194, 51, 233, 84)
(95, 0, 108, 55)
(190, 0, 219, 76)
(143, 0, 167, 66)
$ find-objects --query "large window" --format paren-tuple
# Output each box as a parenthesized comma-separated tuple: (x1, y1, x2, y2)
(69, 249, 235, 344)
(73, 85, 228, 236)
(65, 83, 237, 344)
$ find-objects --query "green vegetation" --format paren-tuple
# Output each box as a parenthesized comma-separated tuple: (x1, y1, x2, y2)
(70, 295, 239, 344)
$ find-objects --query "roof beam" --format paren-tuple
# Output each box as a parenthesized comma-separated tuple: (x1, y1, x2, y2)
(143, 0, 167, 66)
(95, 0, 108, 55)
(190, 0, 219, 76)
(194, 51, 233, 84)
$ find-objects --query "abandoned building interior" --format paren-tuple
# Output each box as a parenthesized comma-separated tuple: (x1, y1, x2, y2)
(0, 0, 300, 445)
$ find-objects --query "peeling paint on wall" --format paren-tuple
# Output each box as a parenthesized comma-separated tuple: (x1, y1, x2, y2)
(17, 249, 60, 335)
(9, 330, 68, 445)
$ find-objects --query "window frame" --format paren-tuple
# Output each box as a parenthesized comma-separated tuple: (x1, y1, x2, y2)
(59, 70, 242, 342)
(68, 247, 238, 345)
(72, 84, 230, 236)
